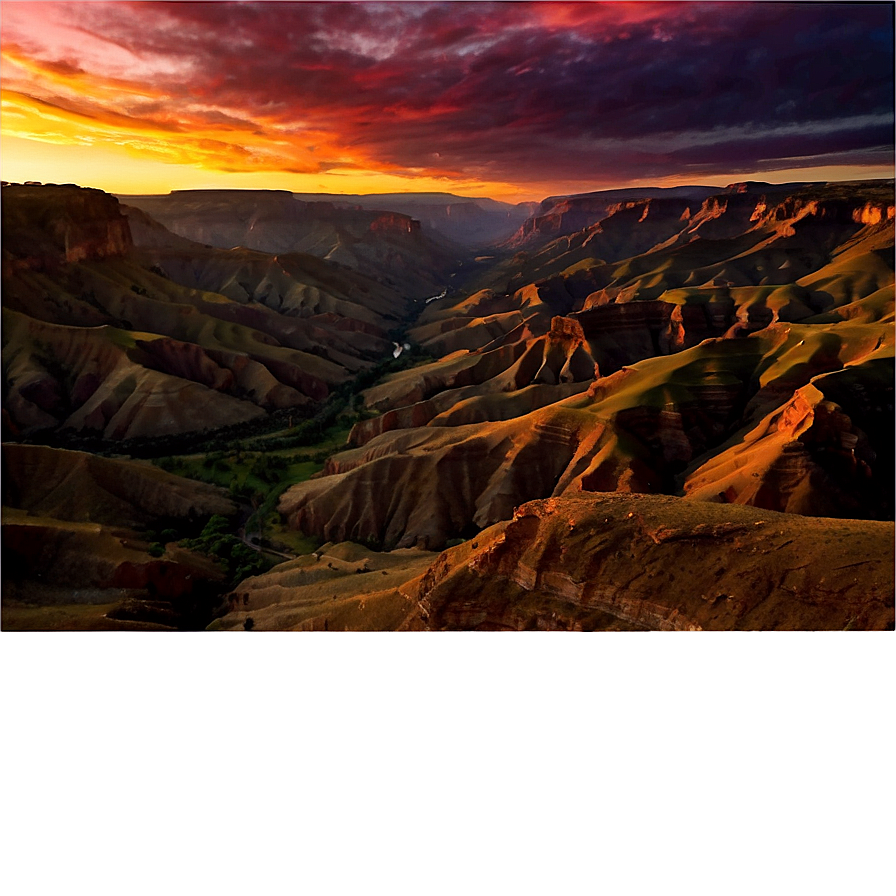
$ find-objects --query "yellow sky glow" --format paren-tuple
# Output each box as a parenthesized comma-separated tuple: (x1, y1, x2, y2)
(0, 133, 539, 199)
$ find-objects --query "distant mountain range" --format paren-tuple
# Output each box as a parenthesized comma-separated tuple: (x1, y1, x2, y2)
(290, 190, 536, 247)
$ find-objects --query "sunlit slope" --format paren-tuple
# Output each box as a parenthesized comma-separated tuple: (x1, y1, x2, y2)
(279, 319, 893, 549)
(530, 182, 893, 294)
(209, 541, 436, 632)
(402, 184, 893, 383)
(216, 493, 894, 632)
(503, 185, 718, 251)
(274, 182, 894, 550)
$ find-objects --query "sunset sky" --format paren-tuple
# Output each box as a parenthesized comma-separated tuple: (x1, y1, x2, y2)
(1, 1, 893, 202)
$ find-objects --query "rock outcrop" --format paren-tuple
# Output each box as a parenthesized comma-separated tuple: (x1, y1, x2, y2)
(504, 185, 717, 250)
(411, 494, 895, 631)
(2, 184, 132, 273)
(683, 382, 883, 518)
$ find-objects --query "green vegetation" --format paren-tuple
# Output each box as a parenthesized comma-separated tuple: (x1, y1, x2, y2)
(156, 432, 333, 516)
(141, 344, 435, 573)
(179, 515, 271, 586)
(154, 428, 337, 564)
(12, 310, 434, 589)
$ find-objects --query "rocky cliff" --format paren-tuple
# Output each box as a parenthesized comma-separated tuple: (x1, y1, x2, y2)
(504, 185, 718, 250)
(2, 184, 132, 272)
(412, 494, 894, 631)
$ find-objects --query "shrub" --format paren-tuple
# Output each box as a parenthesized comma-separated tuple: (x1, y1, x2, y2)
(201, 515, 231, 538)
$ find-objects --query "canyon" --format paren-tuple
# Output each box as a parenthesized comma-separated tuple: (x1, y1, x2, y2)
(2, 179, 893, 630)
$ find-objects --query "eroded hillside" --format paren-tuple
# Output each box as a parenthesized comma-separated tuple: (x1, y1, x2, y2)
(278, 180, 895, 551)
(120, 189, 461, 299)
(2, 444, 239, 630)
(2, 184, 427, 442)
(3, 179, 893, 631)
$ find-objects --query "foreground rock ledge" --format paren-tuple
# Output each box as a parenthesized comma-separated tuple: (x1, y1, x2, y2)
(411, 494, 894, 631)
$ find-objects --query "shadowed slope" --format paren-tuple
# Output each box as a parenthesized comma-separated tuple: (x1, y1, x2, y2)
(2, 444, 236, 629)
(291, 191, 535, 247)
(121, 190, 461, 299)
(2, 443, 234, 526)
(2, 185, 419, 440)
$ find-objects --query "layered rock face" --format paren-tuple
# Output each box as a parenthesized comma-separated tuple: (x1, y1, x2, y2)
(684, 384, 879, 516)
(504, 185, 717, 250)
(280, 305, 893, 550)
(290, 190, 536, 247)
(345, 315, 596, 448)
(2, 308, 292, 439)
(411, 494, 895, 631)
(368, 212, 421, 235)
(1, 184, 132, 272)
